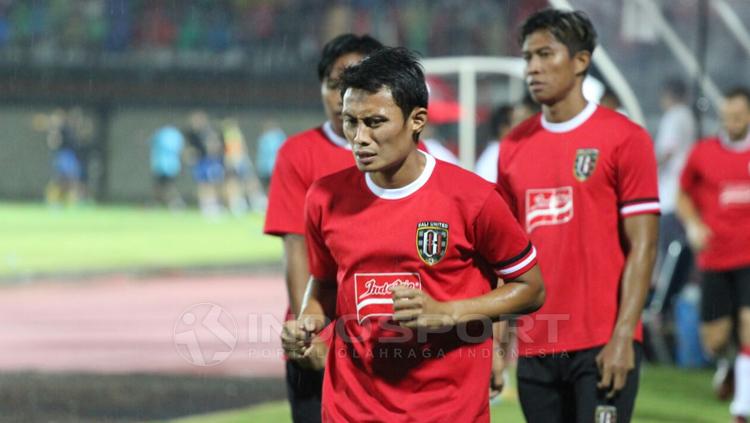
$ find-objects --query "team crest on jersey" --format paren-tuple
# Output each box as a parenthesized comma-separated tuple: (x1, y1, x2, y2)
(595, 405, 617, 423)
(416, 221, 449, 265)
(573, 148, 599, 182)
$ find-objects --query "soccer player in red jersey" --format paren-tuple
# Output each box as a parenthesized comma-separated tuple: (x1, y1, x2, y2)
(677, 87, 750, 423)
(282, 47, 545, 422)
(495, 10, 660, 422)
(263, 34, 383, 423)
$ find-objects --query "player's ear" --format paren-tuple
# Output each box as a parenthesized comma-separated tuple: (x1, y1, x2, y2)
(409, 107, 428, 140)
(573, 50, 591, 77)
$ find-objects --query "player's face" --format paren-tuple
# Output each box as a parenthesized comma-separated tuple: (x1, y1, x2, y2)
(522, 30, 589, 105)
(342, 87, 426, 173)
(721, 96, 750, 141)
(321, 52, 366, 136)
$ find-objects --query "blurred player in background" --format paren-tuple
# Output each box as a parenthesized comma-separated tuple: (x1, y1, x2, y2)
(263, 33, 384, 423)
(282, 46, 545, 423)
(677, 87, 750, 423)
(220, 118, 266, 215)
(45, 108, 83, 207)
(184, 110, 225, 217)
(149, 125, 185, 210)
(475, 96, 539, 183)
(496, 9, 659, 422)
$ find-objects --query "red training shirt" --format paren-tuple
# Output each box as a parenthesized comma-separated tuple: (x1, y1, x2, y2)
(497, 103, 660, 356)
(680, 135, 750, 270)
(306, 153, 537, 422)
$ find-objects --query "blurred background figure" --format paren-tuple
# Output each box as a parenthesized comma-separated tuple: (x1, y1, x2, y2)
(45, 108, 82, 207)
(475, 96, 540, 182)
(654, 78, 697, 281)
(255, 120, 286, 189)
(677, 87, 750, 422)
(149, 125, 185, 210)
(184, 110, 225, 217)
(221, 118, 267, 215)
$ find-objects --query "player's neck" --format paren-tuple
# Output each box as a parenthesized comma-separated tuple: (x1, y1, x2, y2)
(543, 91, 588, 123)
(370, 149, 425, 189)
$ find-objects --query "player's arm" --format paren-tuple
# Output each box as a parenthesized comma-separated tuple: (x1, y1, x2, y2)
(675, 188, 711, 252)
(392, 265, 544, 329)
(596, 213, 658, 398)
(282, 234, 310, 318)
(281, 277, 336, 362)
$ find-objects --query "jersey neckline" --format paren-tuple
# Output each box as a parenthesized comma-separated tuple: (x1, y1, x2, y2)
(365, 151, 436, 200)
(541, 101, 598, 133)
(718, 131, 750, 153)
(322, 121, 351, 150)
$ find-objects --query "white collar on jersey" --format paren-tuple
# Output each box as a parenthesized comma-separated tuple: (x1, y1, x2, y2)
(322, 121, 352, 150)
(541, 101, 598, 133)
(719, 130, 750, 152)
(365, 151, 436, 200)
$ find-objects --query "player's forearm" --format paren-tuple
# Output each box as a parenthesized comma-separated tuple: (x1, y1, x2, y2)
(675, 189, 702, 227)
(282, 234, 310, 317)
(613, 215, 658, 339)
(299, 277, 337, 325)
(447, 265, 545, 324)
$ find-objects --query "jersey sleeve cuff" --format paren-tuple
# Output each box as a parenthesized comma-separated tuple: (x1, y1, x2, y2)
(619, 198, 661, 217)
(494, 243, 537, 280)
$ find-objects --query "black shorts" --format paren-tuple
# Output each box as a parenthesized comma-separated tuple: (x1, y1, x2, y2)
(700, 266, 750, 322)
(517, 343, 643, 423)
(285, 360, 323, 423)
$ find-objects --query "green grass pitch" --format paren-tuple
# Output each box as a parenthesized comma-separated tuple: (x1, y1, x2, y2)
(170, 366, 727, 423)
(0, 203, 282, 278)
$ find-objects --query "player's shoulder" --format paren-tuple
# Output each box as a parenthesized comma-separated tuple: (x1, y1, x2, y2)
(503, 113, 543, 144)
(308, 165, 361, 197)
(278, 126, 326, 155)
(592, 107, 650, 140)
(432, 159, 496, 202)
(689, 136, 721, 155)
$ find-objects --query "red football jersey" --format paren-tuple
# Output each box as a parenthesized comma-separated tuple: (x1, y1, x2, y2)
(680, 135, 750, 270)
(305, 153, 536, 422)
(264, 122, 355, 236)
(497, 103, 660, 356)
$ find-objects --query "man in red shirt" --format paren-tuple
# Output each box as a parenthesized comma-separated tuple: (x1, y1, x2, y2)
(677, 87, 750, 423)
(282, 47, 545, 422)
(496, 9, 659, 422)
(263, 33, 383, 423)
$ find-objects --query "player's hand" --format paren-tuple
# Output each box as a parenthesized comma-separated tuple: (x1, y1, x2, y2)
(596, 336, 634, 399)
(297, 334, 329, 370)
(391, 286, 453, 329)
(685, 220, 712, 252)
(489, 348, 506, 399)
(281, 316, 324, 362)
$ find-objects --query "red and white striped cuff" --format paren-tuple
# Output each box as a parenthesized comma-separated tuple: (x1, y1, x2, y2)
(620, 198, 661, 217)
(495, 243, 538, 280)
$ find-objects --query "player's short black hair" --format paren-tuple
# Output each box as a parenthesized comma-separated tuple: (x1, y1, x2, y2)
(519, 9, 597, 62)
(317, 34, 383, 82)
(662, 78, 688, 101)
(726, 86, 750, 105)
(339, 47, 429, 121)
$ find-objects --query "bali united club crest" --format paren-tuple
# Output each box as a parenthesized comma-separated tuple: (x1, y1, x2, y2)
(573, 148, 599, 182)
(416, 221, 448, 265)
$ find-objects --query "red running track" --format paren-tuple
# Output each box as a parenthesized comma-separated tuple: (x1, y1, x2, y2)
(0, 273, 288, 377)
